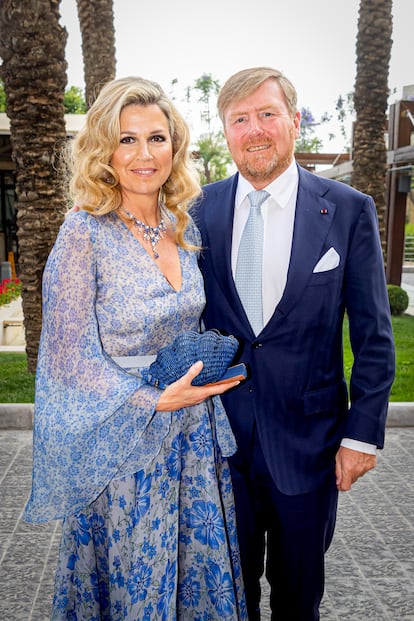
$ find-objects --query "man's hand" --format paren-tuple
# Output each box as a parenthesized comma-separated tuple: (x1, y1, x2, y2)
(335, 446, 376, 492)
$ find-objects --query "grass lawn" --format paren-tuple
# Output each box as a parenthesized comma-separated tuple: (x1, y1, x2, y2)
(343, 313, 414, 401)
(0, 352, 36, 403)
(0, 313, 413, 402)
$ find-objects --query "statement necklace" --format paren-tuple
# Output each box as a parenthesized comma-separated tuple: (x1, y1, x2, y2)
(121, 206, 167, 259)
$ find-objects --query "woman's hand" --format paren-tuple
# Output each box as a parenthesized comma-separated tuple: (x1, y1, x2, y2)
(155, 361, 240, 412)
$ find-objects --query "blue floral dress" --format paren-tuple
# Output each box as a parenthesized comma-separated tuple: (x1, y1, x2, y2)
(24, 210, 247, 620)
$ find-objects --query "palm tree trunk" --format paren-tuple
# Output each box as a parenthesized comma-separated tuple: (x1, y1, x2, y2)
(76, 0, 116, 107)
(0, 0, 68, 372)
(351, 0, 393, 263)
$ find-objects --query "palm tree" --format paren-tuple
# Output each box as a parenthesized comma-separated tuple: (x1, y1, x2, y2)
(76, 0, 116, 108)
(351, 0, 393, 261)
(0, 0, 68, 372)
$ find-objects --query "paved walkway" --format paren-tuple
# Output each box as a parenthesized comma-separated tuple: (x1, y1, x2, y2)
(1, 428, 413, 621)
(401, 270, 414, 315)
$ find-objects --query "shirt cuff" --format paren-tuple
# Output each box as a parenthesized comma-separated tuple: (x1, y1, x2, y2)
(340, 438, 377, 455)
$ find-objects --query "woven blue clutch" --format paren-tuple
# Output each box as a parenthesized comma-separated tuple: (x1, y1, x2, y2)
(141, 330, 239, 389)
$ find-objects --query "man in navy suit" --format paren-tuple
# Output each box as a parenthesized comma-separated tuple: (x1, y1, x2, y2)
(194, 67, 395, 620)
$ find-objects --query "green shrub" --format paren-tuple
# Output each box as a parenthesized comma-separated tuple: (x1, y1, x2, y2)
(387, 284, 409, 315)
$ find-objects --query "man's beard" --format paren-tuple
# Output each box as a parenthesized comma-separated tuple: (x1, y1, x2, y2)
(236, 133, 295, 183)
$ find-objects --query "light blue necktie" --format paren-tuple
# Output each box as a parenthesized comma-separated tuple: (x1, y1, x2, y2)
(235, 190, 269, 335)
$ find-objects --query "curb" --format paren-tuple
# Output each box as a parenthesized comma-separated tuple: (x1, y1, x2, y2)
(0, 402, 413, 431)
(0, 403, 34, 430)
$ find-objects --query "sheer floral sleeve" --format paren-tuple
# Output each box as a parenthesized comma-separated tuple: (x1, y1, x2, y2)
(24, 213, 172, 523)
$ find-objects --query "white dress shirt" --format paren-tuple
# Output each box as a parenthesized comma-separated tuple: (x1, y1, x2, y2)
(231, 161, 376, 456)
(232, 161, 298, 326)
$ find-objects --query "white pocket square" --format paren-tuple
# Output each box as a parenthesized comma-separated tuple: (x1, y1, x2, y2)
(313, 247, 340, 273)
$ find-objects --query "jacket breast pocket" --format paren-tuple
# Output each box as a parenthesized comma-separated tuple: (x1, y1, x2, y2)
(307, 265, 342, 287)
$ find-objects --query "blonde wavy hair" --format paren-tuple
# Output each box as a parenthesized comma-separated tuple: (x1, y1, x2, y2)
(65, 76, 201, 249)
(217, 67, 298, 125)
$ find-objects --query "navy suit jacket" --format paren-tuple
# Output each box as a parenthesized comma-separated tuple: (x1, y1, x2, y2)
(194, 165, 395, 495)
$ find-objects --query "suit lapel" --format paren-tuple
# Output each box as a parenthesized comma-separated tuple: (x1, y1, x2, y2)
(265, 168, 337, 326)
(204, 176, 236, 286)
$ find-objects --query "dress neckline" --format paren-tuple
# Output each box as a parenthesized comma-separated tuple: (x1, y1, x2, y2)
(116, 212, 183, 293)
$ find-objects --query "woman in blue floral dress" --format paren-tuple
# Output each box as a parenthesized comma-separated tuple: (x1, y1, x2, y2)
(24, 77, 247, 620)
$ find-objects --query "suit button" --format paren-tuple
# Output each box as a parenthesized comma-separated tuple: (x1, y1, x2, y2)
(252, 342, 263, 348)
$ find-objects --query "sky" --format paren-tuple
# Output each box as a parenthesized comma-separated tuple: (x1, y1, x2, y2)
(59, 0, 413, 153)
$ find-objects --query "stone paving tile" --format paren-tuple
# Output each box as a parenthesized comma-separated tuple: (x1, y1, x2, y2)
(0, 429, 413, 621)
